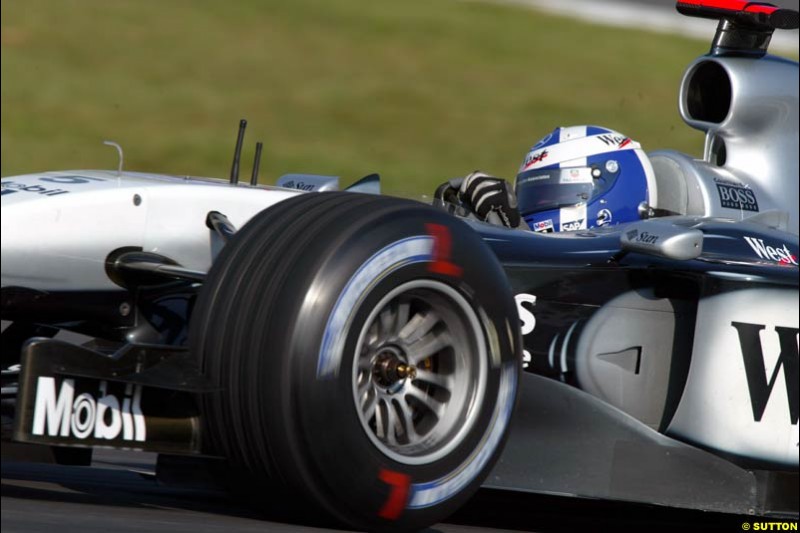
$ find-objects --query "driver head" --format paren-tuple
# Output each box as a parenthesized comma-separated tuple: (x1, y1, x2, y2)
(515, 126, 657, 233)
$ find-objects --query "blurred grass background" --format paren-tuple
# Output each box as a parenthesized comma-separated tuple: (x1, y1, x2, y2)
(0, 0, 773, 195)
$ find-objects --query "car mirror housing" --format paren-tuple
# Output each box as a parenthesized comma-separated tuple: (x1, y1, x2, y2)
(620, 220, 704, 261)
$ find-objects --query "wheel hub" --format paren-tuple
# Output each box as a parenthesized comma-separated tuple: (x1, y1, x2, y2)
(352, 280, 488, 465)
(373, 350, 417, 389)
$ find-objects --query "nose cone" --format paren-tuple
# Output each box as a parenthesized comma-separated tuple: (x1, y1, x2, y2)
(1, 172, 146, 291)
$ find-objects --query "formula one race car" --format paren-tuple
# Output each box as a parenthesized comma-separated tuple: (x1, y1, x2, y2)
(1, 2, 798, 531)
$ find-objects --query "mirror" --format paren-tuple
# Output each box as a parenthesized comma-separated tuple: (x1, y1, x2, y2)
(620, 220, 704, 261)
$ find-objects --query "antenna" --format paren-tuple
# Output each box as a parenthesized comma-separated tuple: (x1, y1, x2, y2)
(230, 119, 247, 184)
(250, 142, 263, 186)
(103, 140, 124, 176)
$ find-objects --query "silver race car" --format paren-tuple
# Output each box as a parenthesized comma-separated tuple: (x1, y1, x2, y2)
(2, 1, 798, 531)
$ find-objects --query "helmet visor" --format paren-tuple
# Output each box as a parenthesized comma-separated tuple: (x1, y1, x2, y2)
(515, 167, 596, 217)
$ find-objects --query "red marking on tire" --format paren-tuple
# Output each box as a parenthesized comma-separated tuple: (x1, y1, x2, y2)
(378, 469, 410, 520)
(425, 223, 463, 277)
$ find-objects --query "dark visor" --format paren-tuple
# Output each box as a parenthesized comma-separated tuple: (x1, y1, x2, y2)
(515, 167, 596, 217)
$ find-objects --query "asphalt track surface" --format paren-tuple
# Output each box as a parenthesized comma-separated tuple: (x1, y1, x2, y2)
(2, 448, 764, 533)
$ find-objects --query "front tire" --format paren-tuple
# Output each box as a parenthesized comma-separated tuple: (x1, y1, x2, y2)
(191, 192, 521, 531)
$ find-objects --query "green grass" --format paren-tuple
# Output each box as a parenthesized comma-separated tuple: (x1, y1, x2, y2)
(0, 0, 770, 195)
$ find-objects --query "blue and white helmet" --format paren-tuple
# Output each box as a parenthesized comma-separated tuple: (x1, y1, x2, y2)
(515, 126, 657, 233)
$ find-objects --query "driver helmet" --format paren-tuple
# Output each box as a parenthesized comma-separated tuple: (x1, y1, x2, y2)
(515, 125, 657, 233)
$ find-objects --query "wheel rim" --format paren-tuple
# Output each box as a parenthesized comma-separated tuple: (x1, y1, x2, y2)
(352, 280, 487, 465)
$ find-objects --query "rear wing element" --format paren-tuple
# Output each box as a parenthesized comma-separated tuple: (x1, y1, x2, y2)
(676, 1, 800, 56)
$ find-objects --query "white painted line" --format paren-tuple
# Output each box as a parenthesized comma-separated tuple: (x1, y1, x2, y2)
(472, 0, 799, 54)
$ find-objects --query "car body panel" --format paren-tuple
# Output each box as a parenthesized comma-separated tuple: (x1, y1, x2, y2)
(1, 171, 299, 291)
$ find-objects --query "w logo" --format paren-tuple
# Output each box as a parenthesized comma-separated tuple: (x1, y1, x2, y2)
(731, 322, 799, 425)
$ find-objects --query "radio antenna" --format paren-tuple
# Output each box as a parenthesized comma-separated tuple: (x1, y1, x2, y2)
(250, 142, 263, 186)
(230, 119, 247, 184)
(103, 140, 124, 177)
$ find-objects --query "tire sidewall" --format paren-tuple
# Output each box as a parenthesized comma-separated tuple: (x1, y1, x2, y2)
(286, 209, 519, 527)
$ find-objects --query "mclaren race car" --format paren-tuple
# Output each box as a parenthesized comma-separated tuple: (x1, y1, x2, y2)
(1, 2, 798, 531)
